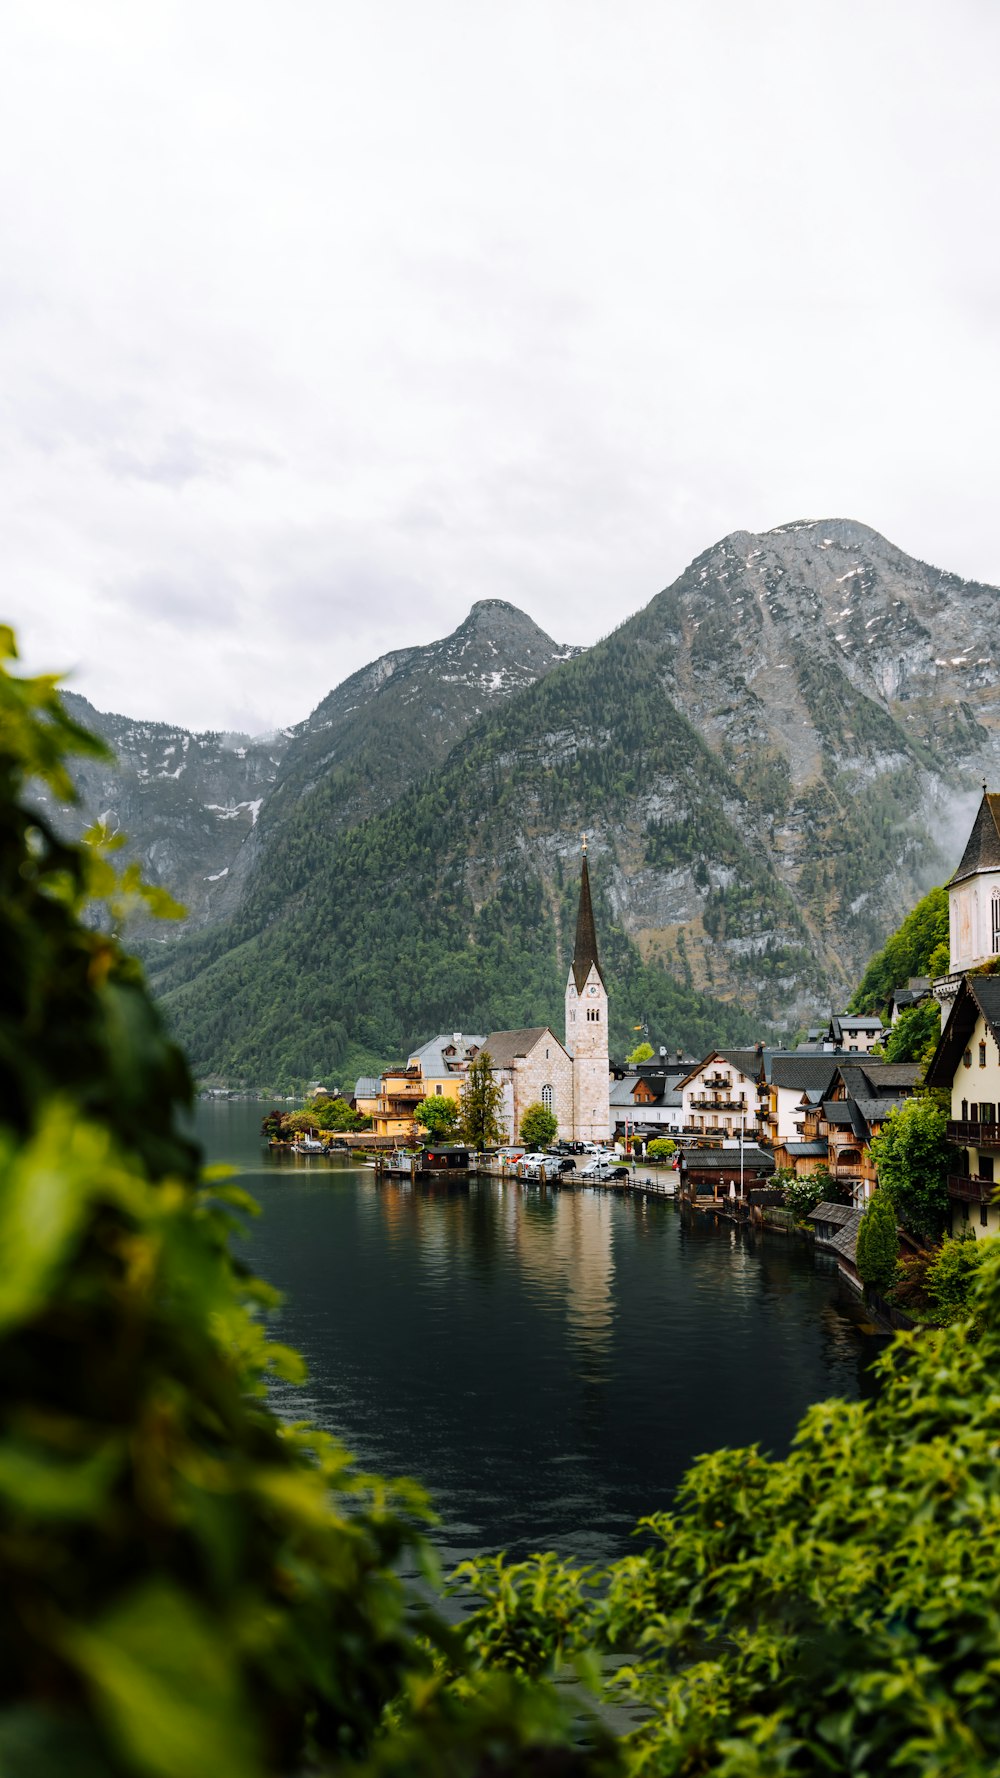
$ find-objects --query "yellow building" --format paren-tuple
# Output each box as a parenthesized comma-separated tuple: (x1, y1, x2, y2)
(373, 1033, 484, 1139)
(926, 974, 1000, 1238)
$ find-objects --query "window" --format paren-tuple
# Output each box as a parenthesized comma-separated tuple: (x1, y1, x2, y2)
(980, 1042, 988, 1068)
(981, 1156, 995, 1181)
(962, 1198, 969, 1221)
(993, 891, 1000, 954)
(982, 1201, 989, 1228)
(962, 1099, 969, 1121)
(982, 1106, 996, 1129)
(435, 1084, 442, 1096)
(542, 1085, 553, 1111)
(964, 1050, 973, 1068)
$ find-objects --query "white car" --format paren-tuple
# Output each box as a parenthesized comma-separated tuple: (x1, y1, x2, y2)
(517, 1151, 552, 1178)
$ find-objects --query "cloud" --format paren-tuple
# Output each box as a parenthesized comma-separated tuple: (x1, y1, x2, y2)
(0, 0, 998, 731)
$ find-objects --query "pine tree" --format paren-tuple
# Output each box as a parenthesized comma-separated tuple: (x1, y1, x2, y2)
(459, 1051, 505, 1150)
(856, 1188, 899, 1296)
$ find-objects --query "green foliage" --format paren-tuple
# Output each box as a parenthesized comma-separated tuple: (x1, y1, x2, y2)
(0, 642, 603, 1778)
(414, 1095, 460, 1139)
(776, 1165, 849, 1220)
(891, 1233, 997, 1329)
(454, 1247, 1000, 1774)
(855, 1187, 899, 1293)
(879, 997, 941, 1069)
(646, 1138, 676, 1162)
(625, 1041, 654, 1064)
(458, 1051, 505, 1151)
(851, 885, 948, 1013)
(519, 1102, 558, 1149)
(309, 1094, 371, 1131)
(871, 1093, 953, 1241)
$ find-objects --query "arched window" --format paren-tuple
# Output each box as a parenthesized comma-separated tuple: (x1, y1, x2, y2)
(541, 1084, 553, 1111)
(993, 890, 1000, 955)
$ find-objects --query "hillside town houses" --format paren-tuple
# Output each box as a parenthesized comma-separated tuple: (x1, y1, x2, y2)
(349, 792, 1000, 1249)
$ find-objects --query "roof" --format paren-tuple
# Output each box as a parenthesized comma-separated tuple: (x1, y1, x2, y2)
(408, 1032, 485, 1074)
(354, 1076, 380, 1099)
(571, 852, 604, 993)
(948, 792, 1000, 886)
(808, 1201, 854, 1227)
(822, 1101, 855, 1125)
(680, 1145, 775, 1174)
(926, 974, 1000, 1087)
(769, 1055, 840, 1094)
(680, 1049, 765, 1088)
(481, 1027, 567, 1069)
(785, 1140, 829, 1157)
(860, 1061, 923, 1087)
(835, 1016, 884, 1031)
(809, 1202, 865, 1263)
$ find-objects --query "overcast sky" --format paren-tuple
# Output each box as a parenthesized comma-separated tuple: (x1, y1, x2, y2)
(2, 0, 997, 734)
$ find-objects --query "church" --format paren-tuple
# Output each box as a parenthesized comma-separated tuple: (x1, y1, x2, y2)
(484, 842, 610, 1144)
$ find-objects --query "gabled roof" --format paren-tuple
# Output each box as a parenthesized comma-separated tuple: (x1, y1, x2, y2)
(409, 1032, 485, 1074)
(354, 1076, 380, 1099)
(482, 1027, 567, 1069)
(769, 1055, 840, 1094)
(925, 974, 1000, 1087)
(785, 1140, 829, 1157)
(948, 793, 1000, 886)
(571, 853, 604, 993)
(679, 1145, 775, 1174)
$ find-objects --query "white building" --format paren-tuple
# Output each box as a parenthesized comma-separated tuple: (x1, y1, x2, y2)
(948, 791, 1000, 973)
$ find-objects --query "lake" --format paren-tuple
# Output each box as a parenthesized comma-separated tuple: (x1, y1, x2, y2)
(197, 1101, 880, 1570)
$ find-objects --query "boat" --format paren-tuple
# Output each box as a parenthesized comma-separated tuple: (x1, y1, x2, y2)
(291, 1136, 326, 1154)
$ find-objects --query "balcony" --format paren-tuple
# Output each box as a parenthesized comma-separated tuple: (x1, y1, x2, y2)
(947, 1121, 1000, 1148)
(948, 1173, 996, 1203)
(689, 1095, 747, 1111)
(704, 1075, 733, 1090)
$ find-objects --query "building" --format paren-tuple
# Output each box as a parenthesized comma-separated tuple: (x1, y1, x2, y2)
(609, 1060, 690, 1144)
(946, 791, 1000, 975)
(822, 1013, 885, 1053)
(373, 1031, 483, 1138)
(563, 840, 611, 1141)
(481, 1026, 574, 1143)
(925, 974, 1000, 1239)
(677, 1050, 767, 1141)
(774, 1059, 920, 1203)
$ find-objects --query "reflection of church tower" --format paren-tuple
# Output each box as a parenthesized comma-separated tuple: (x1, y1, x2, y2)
(565, 839, 610, 1141)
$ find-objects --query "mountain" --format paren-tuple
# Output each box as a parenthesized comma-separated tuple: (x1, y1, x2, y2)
(84, 518, 1000, 1088)
(39, 601, 577, 931)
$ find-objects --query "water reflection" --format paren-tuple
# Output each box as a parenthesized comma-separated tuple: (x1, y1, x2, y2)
(200, 1107, 882, 1566)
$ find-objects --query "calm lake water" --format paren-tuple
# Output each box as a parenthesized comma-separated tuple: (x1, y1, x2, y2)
(197, 1101, 879, 1570)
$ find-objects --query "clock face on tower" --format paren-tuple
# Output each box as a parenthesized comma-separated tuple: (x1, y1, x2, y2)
(587, 985, 599, 996)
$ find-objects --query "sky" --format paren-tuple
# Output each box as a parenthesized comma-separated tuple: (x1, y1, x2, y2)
(2, 0, 998, 735)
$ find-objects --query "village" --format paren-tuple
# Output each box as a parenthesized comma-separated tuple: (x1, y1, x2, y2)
(273, 793, 1000, 1308)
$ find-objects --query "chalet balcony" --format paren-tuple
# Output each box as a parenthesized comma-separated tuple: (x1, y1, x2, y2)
(948, 1174, 996, 1202)
(704, 1074, 733, 1089)
(946, 1121, 1000, 1148)
(689, 1095, 747, 1111)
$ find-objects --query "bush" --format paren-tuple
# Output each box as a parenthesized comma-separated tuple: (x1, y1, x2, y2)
(646, 1138, 676, 1163)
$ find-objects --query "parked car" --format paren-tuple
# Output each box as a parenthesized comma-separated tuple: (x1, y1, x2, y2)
(579, 1158, 615, 1180)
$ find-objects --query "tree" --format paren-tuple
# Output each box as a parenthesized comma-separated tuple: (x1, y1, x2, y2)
(777, 1163, 851, 1220)
(458, 1050, 505, 1150)
(850, 884, 949, 1013)
(626, 1041, 654, 1064)
(415, 1094, 460, 1139)
(879, 997, 941, 1069)
(520, 1102, 558, 1149)
(646, 1138, 676, 1163)
(870, 1093, 953, 1241)
(855, 1187, 899, 1295)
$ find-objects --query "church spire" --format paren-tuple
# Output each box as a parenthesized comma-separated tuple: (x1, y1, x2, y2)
(572, 836, 603, 993)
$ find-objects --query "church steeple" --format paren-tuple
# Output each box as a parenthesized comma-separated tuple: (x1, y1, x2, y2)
(572, 835, 604, 992)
